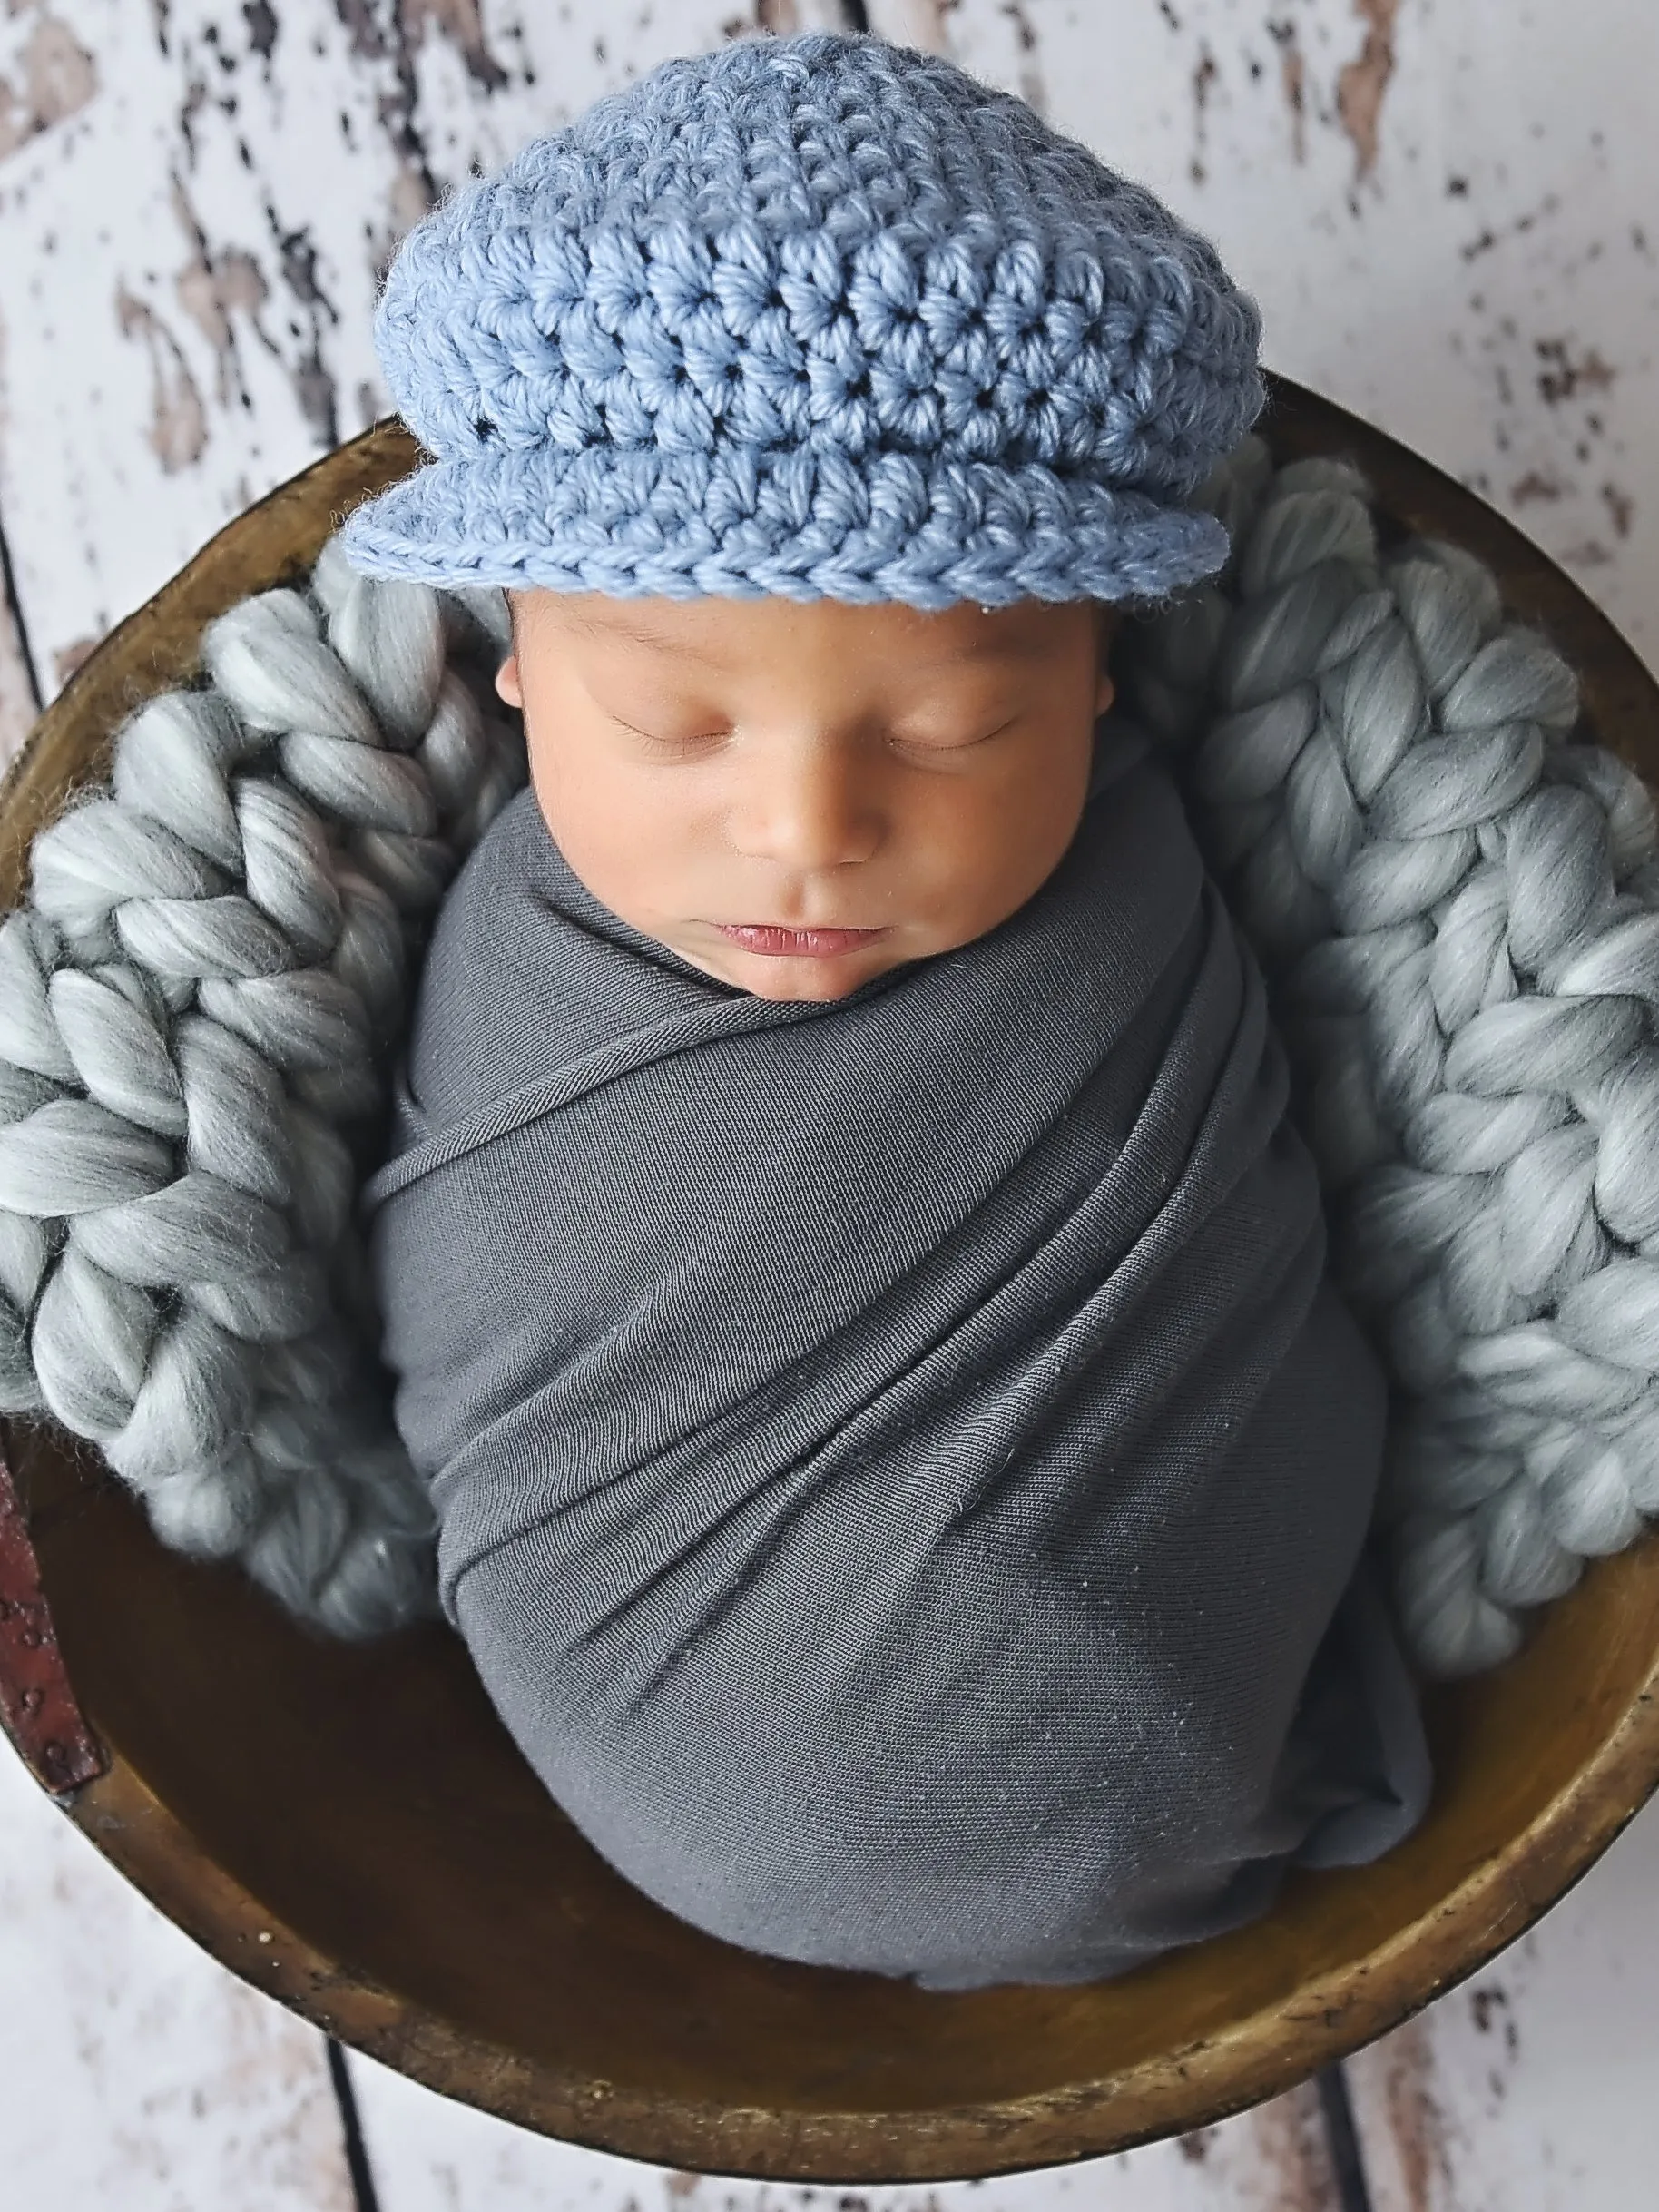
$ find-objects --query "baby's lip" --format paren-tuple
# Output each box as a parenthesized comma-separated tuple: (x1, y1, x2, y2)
(713, 922, 887, 957)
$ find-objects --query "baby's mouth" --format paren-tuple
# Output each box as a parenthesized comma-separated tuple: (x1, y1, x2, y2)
(713, 924, 887, 959)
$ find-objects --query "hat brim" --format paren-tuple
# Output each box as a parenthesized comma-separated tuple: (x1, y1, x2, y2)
(336, 441, 1232, 611)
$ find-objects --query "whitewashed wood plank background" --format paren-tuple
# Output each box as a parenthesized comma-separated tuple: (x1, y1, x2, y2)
(3, 1, 1659, 2206)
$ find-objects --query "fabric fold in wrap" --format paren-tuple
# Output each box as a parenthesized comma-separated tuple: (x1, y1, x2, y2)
(361, 713, 1431, 1990)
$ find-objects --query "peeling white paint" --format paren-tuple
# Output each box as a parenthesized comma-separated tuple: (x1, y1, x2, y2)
(0, 6, 98, 166)
(5, 2, 1659, 2202)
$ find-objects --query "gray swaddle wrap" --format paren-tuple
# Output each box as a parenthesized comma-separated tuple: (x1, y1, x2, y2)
(360, 711, 1430, 1990)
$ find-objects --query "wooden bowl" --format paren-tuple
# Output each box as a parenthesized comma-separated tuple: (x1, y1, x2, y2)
(5, 376, 1659, 2185)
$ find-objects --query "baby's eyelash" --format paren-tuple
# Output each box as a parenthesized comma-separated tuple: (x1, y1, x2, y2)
(614, 716, 723, 748)
(613, 714, 1020, 752)
(892, 715, 1021, 752)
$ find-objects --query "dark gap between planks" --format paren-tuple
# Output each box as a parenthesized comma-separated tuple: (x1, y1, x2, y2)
(328, 2040, 385, 2212)
(1319, 2063, 1378, 2212)
(0, 504, 44, 716)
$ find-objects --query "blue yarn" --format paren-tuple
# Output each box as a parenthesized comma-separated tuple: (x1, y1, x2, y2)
(340, 29, 1266, 610)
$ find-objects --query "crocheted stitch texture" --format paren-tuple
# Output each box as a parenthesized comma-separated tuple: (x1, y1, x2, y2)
(339, 29, 1265, 608)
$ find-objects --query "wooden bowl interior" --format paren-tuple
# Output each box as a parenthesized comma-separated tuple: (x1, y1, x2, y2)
(8, 387, 1659, 2181)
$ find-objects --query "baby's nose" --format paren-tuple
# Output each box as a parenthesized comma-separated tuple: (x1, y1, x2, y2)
(726, 741, 884, 871)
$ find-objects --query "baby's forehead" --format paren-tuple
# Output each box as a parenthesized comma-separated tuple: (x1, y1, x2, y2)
(508, 588, 1110, 668)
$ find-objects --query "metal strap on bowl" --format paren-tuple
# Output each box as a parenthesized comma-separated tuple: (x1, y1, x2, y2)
(0, 1435, 106, 1797)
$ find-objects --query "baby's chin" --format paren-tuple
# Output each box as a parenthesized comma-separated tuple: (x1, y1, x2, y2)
(732, 964, 885, 1004)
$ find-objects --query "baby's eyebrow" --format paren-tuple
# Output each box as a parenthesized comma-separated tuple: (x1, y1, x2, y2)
(932, 634, 1049, 664)
(555, 609, 1047, 666)
(557, 614, 730, 664)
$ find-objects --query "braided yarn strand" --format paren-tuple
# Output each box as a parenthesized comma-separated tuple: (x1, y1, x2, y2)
(1116, 435, 1659, 1677)
(0, 539, 525, 1636)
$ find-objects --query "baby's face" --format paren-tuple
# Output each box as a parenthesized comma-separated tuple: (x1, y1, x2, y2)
(495, 588, 1117, 1002)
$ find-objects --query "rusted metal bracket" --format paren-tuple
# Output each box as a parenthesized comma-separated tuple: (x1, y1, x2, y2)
(0, 1432, 106, 1797)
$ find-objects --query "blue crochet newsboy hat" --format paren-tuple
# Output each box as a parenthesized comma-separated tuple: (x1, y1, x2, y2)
(339, 28, 1265, 610)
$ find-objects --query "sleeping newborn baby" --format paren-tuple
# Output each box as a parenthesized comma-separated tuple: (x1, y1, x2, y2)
(345, 28, 1431, 1988)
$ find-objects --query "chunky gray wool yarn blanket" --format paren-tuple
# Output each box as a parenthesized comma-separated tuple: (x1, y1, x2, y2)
(0, 545, 525, 1633)
(0, 431, 1654, 1778)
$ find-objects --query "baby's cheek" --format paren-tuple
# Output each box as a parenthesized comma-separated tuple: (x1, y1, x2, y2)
(527, 763, 674, 925)
(957, 782, 1089, 932)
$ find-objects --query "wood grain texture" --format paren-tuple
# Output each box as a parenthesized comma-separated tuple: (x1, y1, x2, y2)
(0, 529, 40, 774)
(0, 1735, 354, 2211)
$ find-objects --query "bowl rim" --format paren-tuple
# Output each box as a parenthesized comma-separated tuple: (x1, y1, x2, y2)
(7, 373, 1659, 2183)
